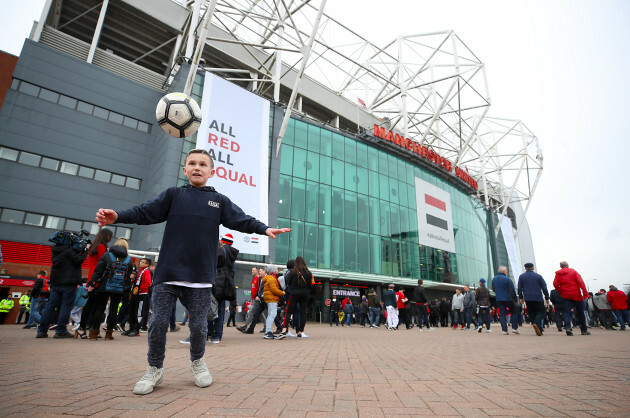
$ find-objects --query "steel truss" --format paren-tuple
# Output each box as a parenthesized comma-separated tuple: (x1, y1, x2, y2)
(177, 0, 542, 228)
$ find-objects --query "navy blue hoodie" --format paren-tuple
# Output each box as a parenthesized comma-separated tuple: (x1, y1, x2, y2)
(115, 185, 268, 285)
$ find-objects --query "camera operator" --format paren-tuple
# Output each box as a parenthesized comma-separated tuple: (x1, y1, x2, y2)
(36, 232, 88, 339)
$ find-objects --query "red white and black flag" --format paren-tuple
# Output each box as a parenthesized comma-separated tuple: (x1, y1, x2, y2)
(414, 177, 456, 253)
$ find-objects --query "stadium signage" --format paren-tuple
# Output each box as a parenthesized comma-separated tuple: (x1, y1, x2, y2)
(373, 125, 478, 190)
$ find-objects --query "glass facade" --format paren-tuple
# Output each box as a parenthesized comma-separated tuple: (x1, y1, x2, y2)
(274, 118, 493, 285)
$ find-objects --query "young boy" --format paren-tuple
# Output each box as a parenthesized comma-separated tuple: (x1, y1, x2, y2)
(95, 148, 290, 395)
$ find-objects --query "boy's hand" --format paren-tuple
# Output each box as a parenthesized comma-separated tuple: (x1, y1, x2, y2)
(265, 227, 291, 239)
(95, 209, 118, 227)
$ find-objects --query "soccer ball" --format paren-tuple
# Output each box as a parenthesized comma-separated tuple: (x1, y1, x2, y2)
(155, 92, 202, 138)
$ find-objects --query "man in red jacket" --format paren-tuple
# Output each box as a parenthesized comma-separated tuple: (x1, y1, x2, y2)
(553, 261, 590, 336)
(607, 285, 629, 331)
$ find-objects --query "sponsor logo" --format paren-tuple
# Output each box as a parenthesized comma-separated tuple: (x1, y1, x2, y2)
(251, 237, 259, 244)
(208, 200, 220, 208)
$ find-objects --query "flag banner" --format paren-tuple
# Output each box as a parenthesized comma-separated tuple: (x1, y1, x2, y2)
(500, 216, 522, 278)
(196, 72, 270, 255)
(415, 177, 456, 253)
(357, 97, 366, 108)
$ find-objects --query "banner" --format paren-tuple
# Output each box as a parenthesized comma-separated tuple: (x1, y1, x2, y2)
(196, 73, 270, 255)
(500, 216, 522, 278)
(414, 177, 456, 253)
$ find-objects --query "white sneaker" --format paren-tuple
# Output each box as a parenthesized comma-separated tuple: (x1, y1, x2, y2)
(301, 333, 308, 338)
(512, 330, 520, 335)
(133, 366, 164, 395)
(71, 324, 80, 331)
(502, 331, 509, 335)
(287, 331, 297, 338)
(179, 337, 190, 344)
(418, 328, 424, 332)
(427, 327, 434, 331)
(486, 329, 492, 333)
(190, 358, 212, 388)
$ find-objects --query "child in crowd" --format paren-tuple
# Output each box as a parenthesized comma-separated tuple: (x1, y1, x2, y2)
(95, 148, 290, 395)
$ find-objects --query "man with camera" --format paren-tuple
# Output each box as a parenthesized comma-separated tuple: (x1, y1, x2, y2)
(36, 231, 89, 339)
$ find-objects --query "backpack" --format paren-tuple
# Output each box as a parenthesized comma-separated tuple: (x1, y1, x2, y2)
(104, 252, 132, 294)
(296, 270, 310, 289)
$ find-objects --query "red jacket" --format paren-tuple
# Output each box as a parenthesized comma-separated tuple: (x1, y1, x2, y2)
(136, 268, 152, 295)
(553, 267, 588, 301)
(87, 244, 107, 279)
(607, 290, 628, 310)
(251, 276, 260, 298)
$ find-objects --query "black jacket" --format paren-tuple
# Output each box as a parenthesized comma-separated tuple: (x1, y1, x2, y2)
(414, 286, 428, 304)
(213, 244, 239, 301)
(285, 269, 312, 295)
(50, 245, 87, 287)
(88, 245, 132, 292)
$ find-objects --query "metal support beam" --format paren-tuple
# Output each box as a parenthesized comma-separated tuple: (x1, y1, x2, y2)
(87, 0, 109, 64)
(32, 0, 54, 42)
(184, 0, 219, 96)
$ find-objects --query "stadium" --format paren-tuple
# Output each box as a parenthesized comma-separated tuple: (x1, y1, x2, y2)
(0, 0, 542, 323)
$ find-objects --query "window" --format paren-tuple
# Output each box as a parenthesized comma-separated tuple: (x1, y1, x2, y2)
(58, 95, 77, 109)
(77, 101, 94, 115)
(24, 213, 45, 227)
(60, 161, 79, 175)
(1, 209, 25, 223)
(83, 222, 100, 235)
(41, 157, 60, 171)
(123, 116, 138, 129)
(78, 166, 95, 179)
(0, 147, 19, 161)
(109, 112, 124, 124)
(93, 106, 109, 120)
(65, 219, 82, 231)
(137, 121, 150, 133)
(45, 216, 65, 229)
(126, 178, 141, 189)
(94, 170, 111, 183)
(39, 89, 59, 103)
(10, 78, 19, 90)
(18, 81, 39, 97)
(111, 173, 126, 186)
(18, 151, 40, 167)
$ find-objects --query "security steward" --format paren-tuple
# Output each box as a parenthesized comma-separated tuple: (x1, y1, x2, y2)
(0, 295, 16, 324)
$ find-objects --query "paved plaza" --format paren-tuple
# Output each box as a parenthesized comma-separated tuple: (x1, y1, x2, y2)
(0, 322, 629, 417)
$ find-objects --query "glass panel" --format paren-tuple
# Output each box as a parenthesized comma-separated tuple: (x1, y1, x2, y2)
(358, 232, 370, 273)
(0, 147, 19, 161)
(123, 116, 138, 129)
(307, 124, 321, 152)
(126, 178, 141, 189)
(368, 170, 380, 198)
(319, 155, 331, 185)
(344, 163, 357, 192)
(283, 119, 295, 146)
(389, 177, 399, 204)
(317, 225, 331, 269)
(290, 178, 306, 221)
(356, 142, 368, 168)
(24, 213, 44, 226)
(370, 235, 381, 274)
(331, 228, 344, 270)
(10, 78, 19, 90)
(344, 137, 356, 164)
(289, 219, 304, 260)
(293, 147, 307, 179)
(18, 81, 39, 97)
(344, 191, 357, 231)
(275, 217, 290, 262)
(331, 159, 344, 188)
(357, 194, 369, 233)
(378, 149, 389, 176)
(381, 203, 391, 237)
(111, 173, 126, 186)
(318, 184, 331, 225)
(388, 154, 399, 179)
(93, 106, 109, 119)
(390, 204, 400, 239)
(294, 120, 308, 149)
(115, 227, 132, 240)
(39, 89, 59, 103)
(381, 238, 392, 276)
(78, 166, 95, 179)
(399, 207, 410, 240)
(1, 209, 25, 224)
(398, 180, 407, 207)
(278, 175, 292, 218)
(280, 145, 293, 175)
(109, 112, 124, 124)
(137, 121, 150, 133)
(344, 230, 357, 271)
(306, 151, 319, 181)
(332, 133, 345, 160)
(18, 151, 40, 167)
(356, 167, 368, 196)
(331, 187, 344, 228)
(408, 183, 416, 209)
(320, 129, 332, 156)
(45, 216, 65, 229)
(391, 240, 401, 276)
(40, 157, 59, 171)
(58, 95, 77, 109)
(305, 181, 319, 223)
(77, 101, 94, 114)
(303, 222, 318, 266)
(94, 170, 111, 183)
(369, 197, 381, 236)
(65, 219, 82, 231)
(368, 146, 379, 172)
(379, 173, 389, 201)
(83, 222, 100, 235)
(397, 159, 407, 182)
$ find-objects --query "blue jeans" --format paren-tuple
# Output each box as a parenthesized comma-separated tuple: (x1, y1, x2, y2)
(25, 297, 42, 326)
(562, 299, 587, 333)
(345, 310, 352, 326)
(497, 301, 519, 332)
(37, 285, 77, 334)
(369, 307, 379, 326)
(613, 310, 630, 330)
(265, 302, 277, 333)
(452, 309, 462, 326)
(210, 299, 226, 340)
(478, 307, 491, 330)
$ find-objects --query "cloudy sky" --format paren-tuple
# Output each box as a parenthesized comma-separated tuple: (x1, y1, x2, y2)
(2, 0, 629, 292)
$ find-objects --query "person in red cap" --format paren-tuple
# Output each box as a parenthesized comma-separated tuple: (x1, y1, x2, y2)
(221, 233, 233, 245)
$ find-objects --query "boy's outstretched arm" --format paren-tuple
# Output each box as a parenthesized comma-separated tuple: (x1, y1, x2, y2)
(96, 209, 119, 227)
(265, 227, 291, 239)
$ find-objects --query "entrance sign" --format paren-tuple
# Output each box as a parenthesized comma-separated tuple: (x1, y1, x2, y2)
(197, 72, 270, 255)
(414, 177, 456, 253)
